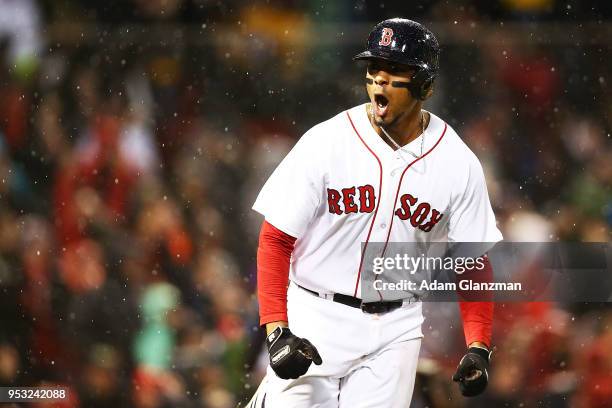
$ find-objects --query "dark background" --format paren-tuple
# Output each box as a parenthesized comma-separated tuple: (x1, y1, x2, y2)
(0, 1, 610, 407)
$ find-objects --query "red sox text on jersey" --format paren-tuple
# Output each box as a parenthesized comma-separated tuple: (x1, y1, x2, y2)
(327, 186, 443, 232)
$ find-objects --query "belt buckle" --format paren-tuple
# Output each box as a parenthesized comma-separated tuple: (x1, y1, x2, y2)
(361, 302, 387, 314)
(362, 301, 405, 314)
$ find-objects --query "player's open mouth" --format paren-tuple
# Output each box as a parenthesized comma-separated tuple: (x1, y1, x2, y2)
(374, 94, 389, 118)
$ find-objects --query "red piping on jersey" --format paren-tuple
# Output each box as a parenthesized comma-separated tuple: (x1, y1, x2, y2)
(346, 111, 383, 298)
(380, 122, 448, 258)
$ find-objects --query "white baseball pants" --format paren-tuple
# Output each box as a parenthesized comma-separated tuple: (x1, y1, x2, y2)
(247, 282, 423, 408)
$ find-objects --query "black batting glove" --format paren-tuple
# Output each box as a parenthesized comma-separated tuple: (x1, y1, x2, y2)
(266, 327, 322, 379)
(452, 346, 491, 397)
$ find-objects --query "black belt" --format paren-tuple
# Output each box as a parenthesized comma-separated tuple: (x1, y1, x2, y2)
(296, 284, 404, 314)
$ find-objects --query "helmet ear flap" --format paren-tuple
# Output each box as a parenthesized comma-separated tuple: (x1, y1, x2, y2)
(421, 77, 435, 99)
(410, 69, 435, 100)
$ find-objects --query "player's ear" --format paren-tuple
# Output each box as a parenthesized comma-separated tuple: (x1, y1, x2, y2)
(422, 82, 434, 100)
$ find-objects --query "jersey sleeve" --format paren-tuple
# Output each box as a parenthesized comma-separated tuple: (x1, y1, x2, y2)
(456, 257, 494, 347)
(252, 130, 324, 238)
(448, 158, 502, 244)
(257, 220, 296, 325)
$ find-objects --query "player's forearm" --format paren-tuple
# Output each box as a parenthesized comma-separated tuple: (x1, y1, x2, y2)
(257, 220, 297, 326)
(456, 256, 494, 348)
(459, 302, 493, 347)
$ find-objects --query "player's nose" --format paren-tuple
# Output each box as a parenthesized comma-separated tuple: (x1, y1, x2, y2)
(372, 70, 390, 86)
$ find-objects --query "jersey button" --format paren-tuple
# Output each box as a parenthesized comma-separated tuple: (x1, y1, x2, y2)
(380, 223, 387, 229)
(391, 170, 397, 176)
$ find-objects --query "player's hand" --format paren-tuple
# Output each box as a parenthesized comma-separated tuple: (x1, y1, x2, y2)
(266, 326, 322, 379)
(452, 346, 491, 397)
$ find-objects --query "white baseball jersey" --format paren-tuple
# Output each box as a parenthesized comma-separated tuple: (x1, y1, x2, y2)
(253, 103, 502, 298)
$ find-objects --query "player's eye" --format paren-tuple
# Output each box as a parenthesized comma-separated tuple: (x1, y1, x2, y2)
(367, 61, 405, 76)
(388, 64, 412, 75)
(367, 64, 380, 75)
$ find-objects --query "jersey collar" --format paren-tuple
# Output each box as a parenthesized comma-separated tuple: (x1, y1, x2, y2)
(348, 103, 444, 161)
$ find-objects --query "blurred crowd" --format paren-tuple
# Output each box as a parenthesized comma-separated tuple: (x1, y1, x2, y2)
(0, 0, 610, 407)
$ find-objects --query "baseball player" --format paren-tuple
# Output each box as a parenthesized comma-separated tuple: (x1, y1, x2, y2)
(248, 18, 502, 407)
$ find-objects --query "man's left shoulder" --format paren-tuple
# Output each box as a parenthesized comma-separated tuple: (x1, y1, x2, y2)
(431, 114, 481, 169)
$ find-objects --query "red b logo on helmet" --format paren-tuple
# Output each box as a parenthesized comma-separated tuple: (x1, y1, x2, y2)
(378, 28, 394, 46)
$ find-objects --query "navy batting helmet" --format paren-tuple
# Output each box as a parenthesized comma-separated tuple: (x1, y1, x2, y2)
(354, 18, 440, 100)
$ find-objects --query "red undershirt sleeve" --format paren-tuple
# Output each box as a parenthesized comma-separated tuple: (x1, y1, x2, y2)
(257, 220, 297, 326)
(456, 256, 494, 348)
